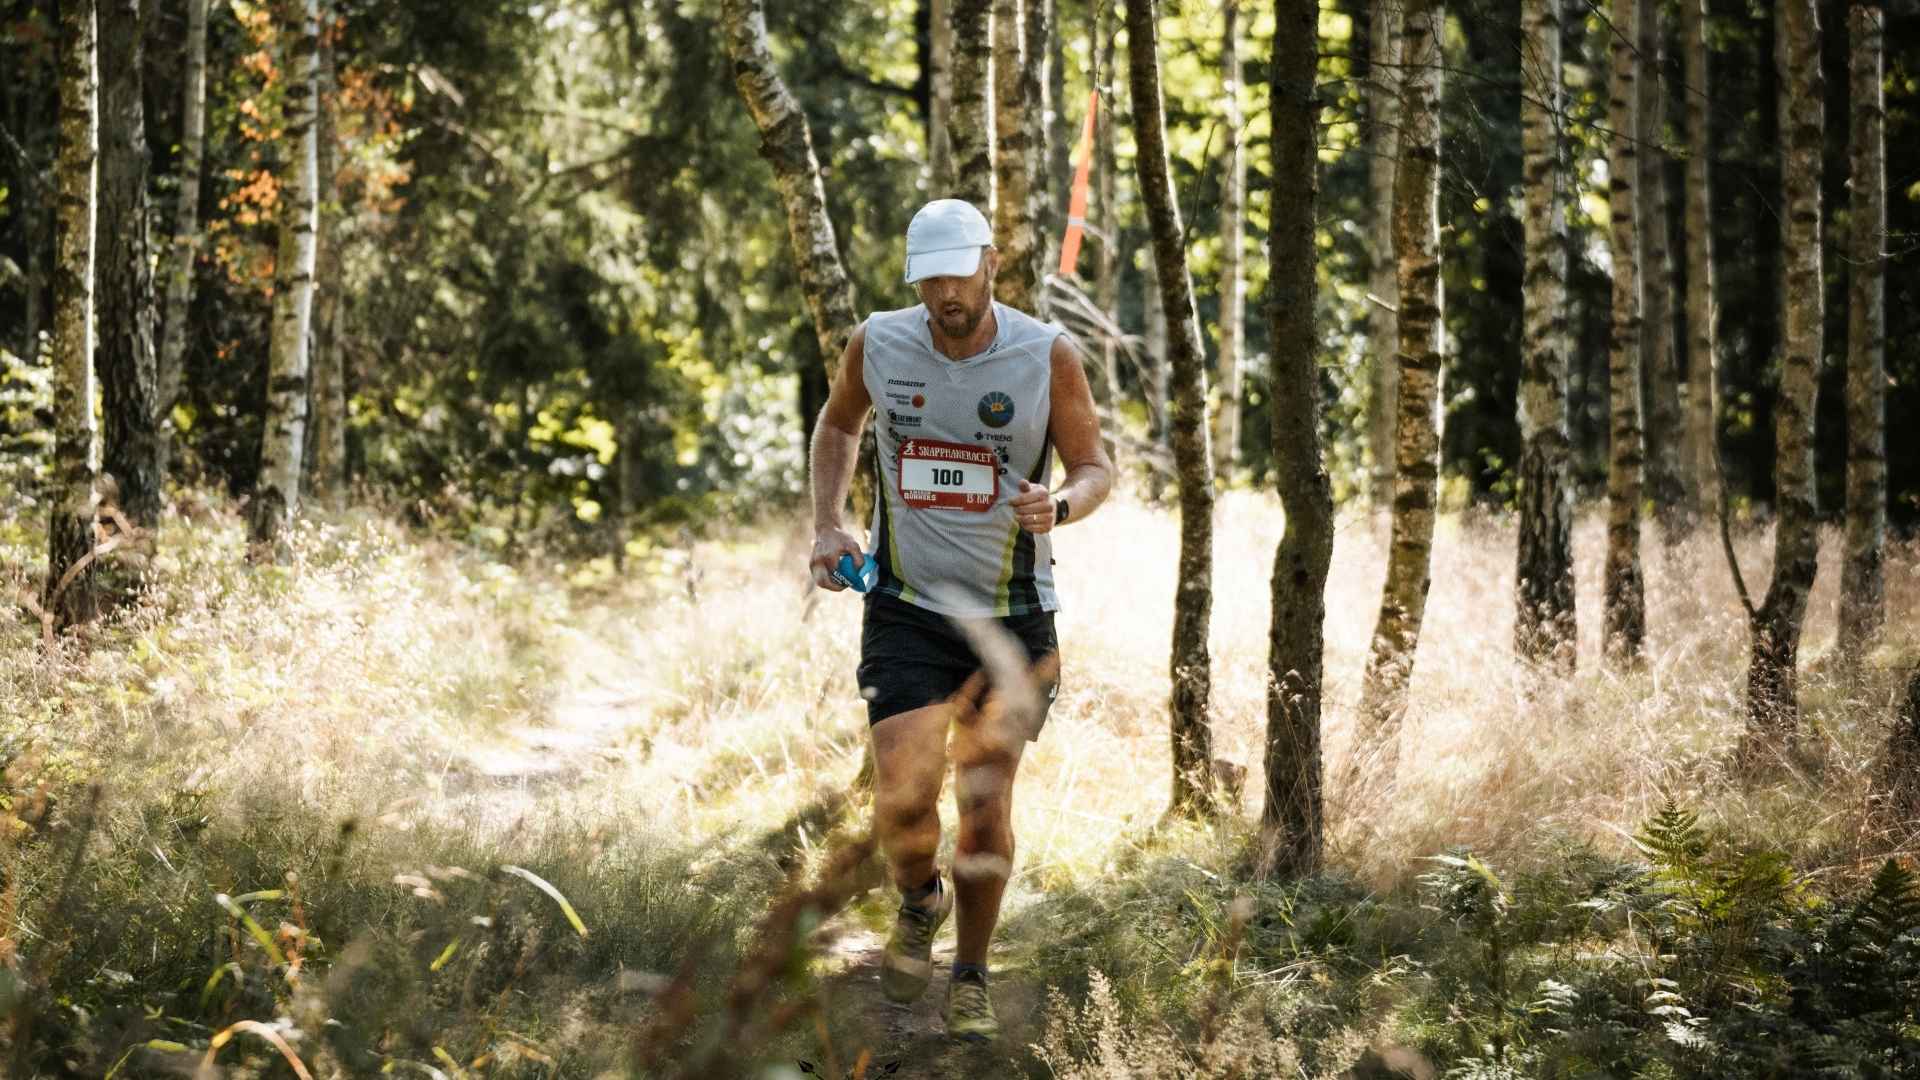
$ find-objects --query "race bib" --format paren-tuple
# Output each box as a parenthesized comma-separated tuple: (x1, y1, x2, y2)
(898, 438, 998, 511)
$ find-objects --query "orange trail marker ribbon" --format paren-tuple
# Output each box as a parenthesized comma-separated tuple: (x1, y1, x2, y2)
(1057, 90, 1099, 277)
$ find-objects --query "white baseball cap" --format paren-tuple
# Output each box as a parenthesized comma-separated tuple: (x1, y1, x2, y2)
(903, 199, 993, 284)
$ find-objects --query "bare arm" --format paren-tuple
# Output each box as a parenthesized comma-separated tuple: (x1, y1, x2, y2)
(1007, 334, 1115, 533)
(809, 324, 872, 587)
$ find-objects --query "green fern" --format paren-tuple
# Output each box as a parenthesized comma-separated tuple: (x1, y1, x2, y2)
(1632, 801, 1708, 870)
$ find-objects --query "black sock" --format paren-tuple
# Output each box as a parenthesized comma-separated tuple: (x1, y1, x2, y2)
(952, 963, 988, 985)
(902, 875, 940, 907)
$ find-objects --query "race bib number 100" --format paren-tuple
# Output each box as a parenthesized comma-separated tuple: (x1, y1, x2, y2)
(898, 439, 998, 511)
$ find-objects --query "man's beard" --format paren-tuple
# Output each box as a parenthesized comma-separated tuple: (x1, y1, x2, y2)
(933, 298, 988, 340)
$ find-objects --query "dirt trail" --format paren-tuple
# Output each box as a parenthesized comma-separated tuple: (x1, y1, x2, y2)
(803, 919, 1046, 1078)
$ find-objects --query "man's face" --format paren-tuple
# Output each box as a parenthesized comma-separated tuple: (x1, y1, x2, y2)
(916, 249, 998, 340)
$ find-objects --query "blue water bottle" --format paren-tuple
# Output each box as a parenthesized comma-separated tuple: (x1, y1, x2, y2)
(832, 552, 878, 592)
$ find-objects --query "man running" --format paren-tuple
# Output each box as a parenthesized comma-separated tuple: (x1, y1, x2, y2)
(808, 199, 1113, 1042)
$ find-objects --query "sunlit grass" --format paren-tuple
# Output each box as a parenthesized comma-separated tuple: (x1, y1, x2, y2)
(1, 486, 1913, 1075)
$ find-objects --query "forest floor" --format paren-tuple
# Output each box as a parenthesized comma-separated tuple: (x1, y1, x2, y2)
(1, 489, 1917, 1077)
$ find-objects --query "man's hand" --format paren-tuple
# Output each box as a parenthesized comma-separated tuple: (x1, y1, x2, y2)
(1009, 479, 1055, 535)
(810, 527, 866, 590)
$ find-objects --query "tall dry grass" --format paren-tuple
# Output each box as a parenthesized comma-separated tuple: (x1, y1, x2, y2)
(2, 486, 1913, 1076)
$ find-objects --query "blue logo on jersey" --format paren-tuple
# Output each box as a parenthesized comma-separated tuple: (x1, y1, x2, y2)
(978, 391, 1015, 429)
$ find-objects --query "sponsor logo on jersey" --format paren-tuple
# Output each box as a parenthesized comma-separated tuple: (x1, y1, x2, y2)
(978, 391, 1015, 428)
(888, 410, 923, 429)
(973, 430, 1014, 444)
(886, 378, 928, 388)
(912, 394, 926, 408)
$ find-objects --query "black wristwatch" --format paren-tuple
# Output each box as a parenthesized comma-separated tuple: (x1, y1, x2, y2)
(1055, 497, 1070, 526)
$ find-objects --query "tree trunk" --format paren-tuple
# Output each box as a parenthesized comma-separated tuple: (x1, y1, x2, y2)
(1366, 0, 1402, 511)
(1680, 0, 1718, 524)
(1355, 0, 1442, 783)
(1024, 0, 1057, 277)
(929, 0, 954, 191)
(1261, 0, 1331, 877)
(720, 0, 861, 375)
(948, 0, 994, 214)
(992, 0, 1042, 313)
(1875, 664, 1920, 821)
(1743, 0, 1824, 746)
(47, 0, 99, 631)
(1044, 0, 1068, 253)
(1514, 0, 1576, 670)
(1093, 0, 1121, 467)
(95, 0, 162, 528)
(1128, 0, 1217, 821)
(1838, 0, 1886, 659)
(249, 0, 321, 551)
(1603, 0, 1647, 666)
(1637, 0, 1684, 536)
(1213, 0, 1246, 478)
(308, 21, 346, 509)
(157, 0, 209, 480)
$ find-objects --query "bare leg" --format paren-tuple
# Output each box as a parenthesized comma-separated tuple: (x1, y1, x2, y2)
(869, 704, 951, 892)
(949, 708, 1025, 968)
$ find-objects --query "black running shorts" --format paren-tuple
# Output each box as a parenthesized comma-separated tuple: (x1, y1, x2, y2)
(858, 592, 1060, 732)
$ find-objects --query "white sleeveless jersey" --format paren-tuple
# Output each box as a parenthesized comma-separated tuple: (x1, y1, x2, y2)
(862, 302, 1062, 618)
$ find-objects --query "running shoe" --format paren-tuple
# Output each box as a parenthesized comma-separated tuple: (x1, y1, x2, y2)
(880, 878, 951, 1003)
(944, 972, 998, 1042)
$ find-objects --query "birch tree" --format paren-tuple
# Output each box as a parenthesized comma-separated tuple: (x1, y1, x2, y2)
(1127, 0, 1217, 819)
(720, 0, 860, 374)
(96, 0, 162, 527)
(1366, 0, 1402, 510)
(1514, 0, 1575, 669)
(46, 0, 99, 630)
(250, 0, 321, 551)
(1214, 0, 1246, 477)
(1680, 0, 1717, 523)
(1093, 1, 1121, 448)
(1262, 0, 1332, 877)
(949, 0, 994, 214)
(992, 0, 1042, 312)
(1603, 0, 1647, 665)
(1839, 0, 1886, 659)
(157, 0, 209, 479)
(1638, 0, 1684, 533)
(930, 0, 954, 191)
(1356, 0, 1443, 782)
(1743, 0, 1824, 746)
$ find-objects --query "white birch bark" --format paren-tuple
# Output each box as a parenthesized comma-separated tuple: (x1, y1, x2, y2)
(249, 0, 321, 550)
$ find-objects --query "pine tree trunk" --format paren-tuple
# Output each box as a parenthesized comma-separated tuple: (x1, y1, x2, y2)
(1637, 0, 1684, 536)
(948, 0, 994, 214)
(1875, 664, 1920, 820)
(1838, 0, 1886, 659)
(1261, 0, 1331, 876)
(1356, 0, 1442, 782)
(308, 23, 346, 509)
(1680, 0, 1718, 524)
(1514, 0, 1576, 670)
(1213, 0, 1246, 478)
(156, 0, 208, 480)
(47, 0, 99, 631)
(929, 0, 954, 191)
(992, 0, 1042, 312)
(95, 0, 162, 528)
(249, 0, 321, 551)
(1603, 0, 1647, 666)
(1743, 0, 1824, 745)
(1366, 0, 1401, 511)
(720, 0, 861, 375)
(1128, 0, 1217, 821)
